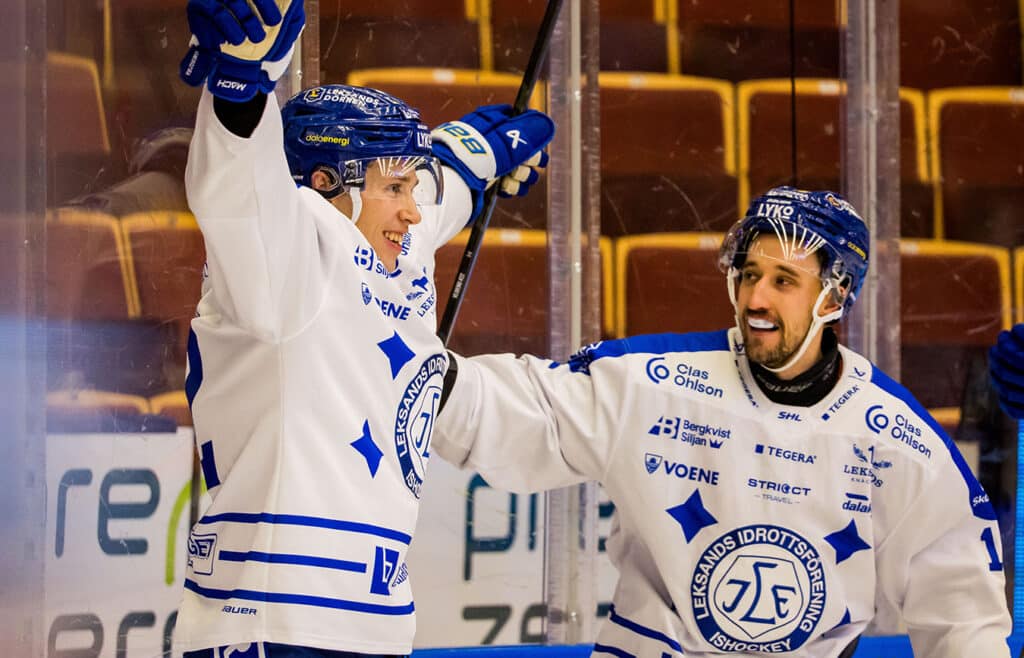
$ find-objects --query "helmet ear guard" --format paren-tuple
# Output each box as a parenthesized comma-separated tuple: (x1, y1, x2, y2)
(281, 84, 444, 205)
(310, 164, 344, 198)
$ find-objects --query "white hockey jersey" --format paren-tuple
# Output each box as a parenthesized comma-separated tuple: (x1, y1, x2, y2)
(175, 89, 471, 654)
(434, 329, 1012, 657)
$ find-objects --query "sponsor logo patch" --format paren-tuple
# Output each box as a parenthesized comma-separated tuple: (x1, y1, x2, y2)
(642, 453, 720, 485)
(645, 357, 724, 399)
(648, 416, 730, 449)
(865, 405, 931, 459)
(187, 532, 217, 576)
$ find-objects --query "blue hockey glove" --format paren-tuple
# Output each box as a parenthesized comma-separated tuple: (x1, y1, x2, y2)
(180, 0, 305, 102)
(990, 323, 1024, 419)
(432, 104, 555, 214)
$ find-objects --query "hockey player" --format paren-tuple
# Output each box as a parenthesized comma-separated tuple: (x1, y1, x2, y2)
(174, 1, 554, 656)
(434, 187, 1013, 656)
(991, 324, 1024, 420)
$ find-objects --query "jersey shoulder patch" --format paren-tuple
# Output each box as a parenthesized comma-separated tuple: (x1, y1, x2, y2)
(869, 364, 996, 521)
(565, 330, 730, 374)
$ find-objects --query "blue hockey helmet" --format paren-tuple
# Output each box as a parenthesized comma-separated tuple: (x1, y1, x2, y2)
(718, 186, 870, 319)
(281, 84, 443, 204)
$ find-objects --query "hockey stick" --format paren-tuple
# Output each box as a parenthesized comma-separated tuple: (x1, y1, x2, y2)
(436, 0, 566, 346)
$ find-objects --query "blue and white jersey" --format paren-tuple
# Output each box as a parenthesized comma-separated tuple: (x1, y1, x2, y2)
(176, 89, 472, 654)
(434, 328, 1012, 657)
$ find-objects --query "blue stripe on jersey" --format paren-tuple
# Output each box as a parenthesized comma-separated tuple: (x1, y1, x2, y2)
(183, 578, 414, 615)
(185, 328, 203, 408)
(199, 441, 221, 488)
(565, 330, 730, 374)
(219, 550, 367, 573)
(607, 605, 683, 653)
(592, 643, 636, 657)
(870, 366, 998, 521)
(197, 512, 413, 544)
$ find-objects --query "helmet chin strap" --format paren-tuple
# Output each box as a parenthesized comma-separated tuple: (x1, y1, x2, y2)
(348, 188, 363, 224)
(727, 269, 843, 374)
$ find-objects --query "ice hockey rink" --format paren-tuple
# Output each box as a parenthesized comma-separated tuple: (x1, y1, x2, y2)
(4, 0, 1024, 656)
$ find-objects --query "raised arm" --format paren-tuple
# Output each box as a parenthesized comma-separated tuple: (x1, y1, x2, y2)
(183, 0, 328, 339)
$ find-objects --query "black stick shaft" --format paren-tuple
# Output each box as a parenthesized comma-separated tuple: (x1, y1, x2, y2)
(437, 0, 565, 346)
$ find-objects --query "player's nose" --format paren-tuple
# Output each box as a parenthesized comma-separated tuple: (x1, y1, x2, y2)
(400, 195, 422, 225)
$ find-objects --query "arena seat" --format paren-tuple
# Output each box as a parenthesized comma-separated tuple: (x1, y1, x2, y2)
(738, 79, 933, 237)
(672, 0, 841, 81)
(614, 232, 732, 337)
(150, 390, 193, 428)
(488, 0, 669, 73)
(435, 229, 611, 356)
(900, 239, 1011, 409)
(348, 67, 547, 231)
(900, 0, 1021, 90)
(600, 73, 737, 236)
(47, 208, 183, 395)
(46, 389, 156, 433)
(121, 211, 205, 391)
(348, 67, 543, 126)
(47, 208, 136, 322)
(319, 0, 480, 84)
(435, 229, 548, 356)
(928, 87, 1024, 247)
(46, 53, 112, 206)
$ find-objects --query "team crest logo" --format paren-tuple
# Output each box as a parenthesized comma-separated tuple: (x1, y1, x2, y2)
(361, 283, 373, 305)
(644, 452, 663, 473)
(187, 532, 217, 575)
(691, 524, 826, 652)
(394, 353, 447, 498)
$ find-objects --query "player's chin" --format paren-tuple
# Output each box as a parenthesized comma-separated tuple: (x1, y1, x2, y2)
(377, 240, 402, 271)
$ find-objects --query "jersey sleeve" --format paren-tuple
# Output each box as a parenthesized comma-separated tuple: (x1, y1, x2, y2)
(873, 441, 1011, 656)
(186, 89, 333, 339)
(433, 351, 620, 492)
(435, 167, 475, 246)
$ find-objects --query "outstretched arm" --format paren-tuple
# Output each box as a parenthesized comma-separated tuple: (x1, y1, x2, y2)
(434, 350, 619, 493)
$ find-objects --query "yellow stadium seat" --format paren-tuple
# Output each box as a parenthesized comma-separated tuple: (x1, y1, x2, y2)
(600, 73, 737, 236)
(348, 68, 547, 231)
(614, 232, 732, 338)
(738, 79, 932, 237)
(900, 239, 1011, 409)
(928, 87, 1024, 247)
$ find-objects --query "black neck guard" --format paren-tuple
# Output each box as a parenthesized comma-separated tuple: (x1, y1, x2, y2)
(749, 328, 841, 407)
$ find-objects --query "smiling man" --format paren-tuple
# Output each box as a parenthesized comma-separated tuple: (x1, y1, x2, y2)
(433, 187, 1012, 657)
(174, 1, 554, 656)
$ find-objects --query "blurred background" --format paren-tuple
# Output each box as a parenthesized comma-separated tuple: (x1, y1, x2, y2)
(1, 0, 1023, 655)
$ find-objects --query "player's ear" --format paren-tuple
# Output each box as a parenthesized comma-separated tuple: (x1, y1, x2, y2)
(311, 169, 332, 192)
(819, 283, 845, 317)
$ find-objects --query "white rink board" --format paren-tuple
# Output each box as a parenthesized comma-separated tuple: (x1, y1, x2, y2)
(409, 457, 619, 648)
(45, 429, 195, 658)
